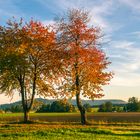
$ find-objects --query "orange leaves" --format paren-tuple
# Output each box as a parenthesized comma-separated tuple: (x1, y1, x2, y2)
(0, 17, 62, 101)
(0, 9, 113, 105)
(24, 20, 55, 52)
(56, 9, 113, 100)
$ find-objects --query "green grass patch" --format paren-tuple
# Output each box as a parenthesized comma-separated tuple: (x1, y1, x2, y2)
(0, 123, 140, 140)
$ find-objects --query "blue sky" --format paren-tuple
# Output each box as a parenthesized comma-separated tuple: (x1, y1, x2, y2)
(0, 0, 140, 104)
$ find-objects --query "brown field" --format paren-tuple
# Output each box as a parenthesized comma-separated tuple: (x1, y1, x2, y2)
(1, 112, 140, 123)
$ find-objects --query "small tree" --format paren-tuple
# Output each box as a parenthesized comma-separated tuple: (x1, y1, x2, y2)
(50, 100, 75, 112)
(56, 9, 113, 124)
(105, 102, 113, 112)
(98, 102, 113, 112)
(98, 103, 106, 112)
(127, 97, 140, 112)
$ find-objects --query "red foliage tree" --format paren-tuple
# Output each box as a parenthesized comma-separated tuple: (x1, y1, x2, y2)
(56, 9, 113, 124)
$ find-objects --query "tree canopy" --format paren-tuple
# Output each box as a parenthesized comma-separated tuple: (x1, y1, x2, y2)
(0, 19, 61, 122)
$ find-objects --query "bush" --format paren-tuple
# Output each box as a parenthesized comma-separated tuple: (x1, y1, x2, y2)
(83, 103, 92, 112)
(36, 100, 76, 113)
(98, 102, 113, 112)
(36, 104, 51, 113)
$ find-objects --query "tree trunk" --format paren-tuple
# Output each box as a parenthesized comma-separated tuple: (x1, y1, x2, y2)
(75, 59, 87, 125)
(21, 88, 30, 123)
(76, 93, 87, 125)
(28, 70, 36, 111)
(19, 76, 30, 123)
(23, 110, 29, 123)
(19, 67, 37, 123)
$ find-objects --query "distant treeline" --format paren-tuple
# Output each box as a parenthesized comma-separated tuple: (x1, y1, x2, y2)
(0, 100, 92, 113)
(0, 97, 139, 113)
(98, 97, 140, 112)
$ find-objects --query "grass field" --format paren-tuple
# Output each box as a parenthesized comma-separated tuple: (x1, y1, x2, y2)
(0, 112, 140, 139)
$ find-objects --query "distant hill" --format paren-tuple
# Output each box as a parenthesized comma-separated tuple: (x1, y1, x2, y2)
(36, 98, 127, 106)
(69, 99, 127, 106)
(0, 98, 127, 110)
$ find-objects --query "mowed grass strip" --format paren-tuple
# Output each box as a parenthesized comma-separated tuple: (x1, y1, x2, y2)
(0, 123, 140, 140)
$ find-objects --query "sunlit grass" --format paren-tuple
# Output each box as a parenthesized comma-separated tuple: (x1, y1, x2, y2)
(0, 123, 140, 140)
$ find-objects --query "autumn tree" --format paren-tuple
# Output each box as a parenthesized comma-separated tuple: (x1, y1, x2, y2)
(56, 9, 113, 125)
(0, 19, 60, 122)
(98, 102, 113, 112)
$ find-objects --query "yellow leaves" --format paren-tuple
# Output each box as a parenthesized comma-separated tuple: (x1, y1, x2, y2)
(0, 18, 62, 103)
(18, 43, 27, 54)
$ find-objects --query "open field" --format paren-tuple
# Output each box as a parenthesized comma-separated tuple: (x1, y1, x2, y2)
(0, 113, 140, 139)
(1, 112, 140, 123)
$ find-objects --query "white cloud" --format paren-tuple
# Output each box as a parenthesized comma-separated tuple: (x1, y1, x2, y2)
(42, 20, 55, 26)
(130, 31, 140, 38)
(107, 40, 140, 87)
(89, 1, 115, 32)
(111, 40, 134, 49)
(111, 73, 140, 86)
(38, 0, 121, 33)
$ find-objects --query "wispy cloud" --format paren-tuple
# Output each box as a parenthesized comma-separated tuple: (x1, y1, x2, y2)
(42, 20, 55, 26)
(111, 40, 134, 49)
(89, 1, 115, 32)
(37, 0, 121, 33)
(119, 0, 140, 12)
(129, 31, 140, 38)
(107, 40, 140, 87)
(0, 0, 25, 24)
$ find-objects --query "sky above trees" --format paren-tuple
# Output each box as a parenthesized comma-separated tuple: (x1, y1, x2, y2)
(0, 0, 140, 103)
